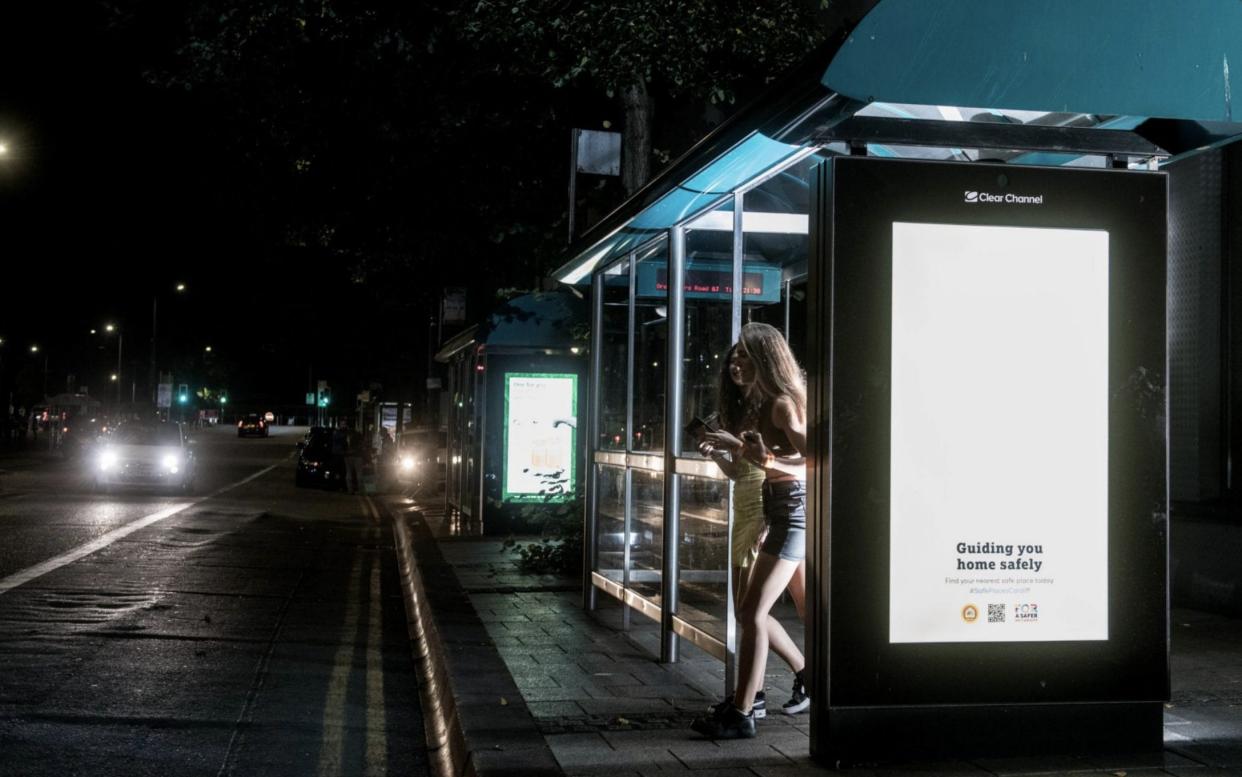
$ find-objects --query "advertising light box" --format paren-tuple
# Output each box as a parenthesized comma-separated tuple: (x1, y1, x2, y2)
(502, 372, 577, 503)
(807, 157, 1168, 754)
(889, 223, 1109, 643)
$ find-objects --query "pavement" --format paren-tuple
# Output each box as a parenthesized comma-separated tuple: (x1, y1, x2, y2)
(381, 494, 1242, 777)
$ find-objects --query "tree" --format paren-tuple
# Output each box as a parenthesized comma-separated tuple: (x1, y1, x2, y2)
(462, 1, 829, 194)
(106, 0, 577, 396)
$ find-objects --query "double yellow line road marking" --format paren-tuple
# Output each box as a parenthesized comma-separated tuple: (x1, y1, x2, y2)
(315, 496, 388, 777)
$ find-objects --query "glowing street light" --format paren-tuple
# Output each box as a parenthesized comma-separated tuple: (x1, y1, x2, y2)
(99, 324, 123, 404)
(204, 345, 213, 353)
(29, 345, 38, 354)
(0, 143, 8, 157)
(151, 283, 189, 402)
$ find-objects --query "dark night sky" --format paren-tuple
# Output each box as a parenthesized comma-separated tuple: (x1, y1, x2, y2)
(0, 5, 407, 410)
(0, 4, 727, 413)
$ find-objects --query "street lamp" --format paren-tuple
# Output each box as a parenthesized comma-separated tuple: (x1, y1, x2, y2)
(102, 323, 123, 405)
(30, 345, 47, 399)
(150, 282, 188, 404)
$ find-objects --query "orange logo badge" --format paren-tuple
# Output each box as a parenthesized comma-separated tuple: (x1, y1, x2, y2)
(961, 604, 979, 623)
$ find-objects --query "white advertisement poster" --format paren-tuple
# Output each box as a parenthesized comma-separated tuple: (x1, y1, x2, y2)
(888, 222, 1109, 643)
(503, 373, 577, 502)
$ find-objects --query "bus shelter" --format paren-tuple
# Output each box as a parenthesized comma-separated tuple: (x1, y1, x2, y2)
(436, 291, 587, 535)
(551, 0, 1242, 760)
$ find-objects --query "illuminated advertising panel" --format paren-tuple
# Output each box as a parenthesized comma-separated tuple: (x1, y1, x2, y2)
(502, 372, 577, 503)
(812, 158, 1167, 731)
(889, 223, 1109, 643)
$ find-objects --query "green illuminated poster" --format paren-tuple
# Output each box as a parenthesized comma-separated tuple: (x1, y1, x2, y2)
(502, 372, 577, 503)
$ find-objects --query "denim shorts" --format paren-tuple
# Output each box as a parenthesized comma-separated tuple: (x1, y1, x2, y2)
(760, 479, 807, 562)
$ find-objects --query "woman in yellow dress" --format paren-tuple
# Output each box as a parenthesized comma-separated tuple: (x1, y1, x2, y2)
(698, 340, 806, 722)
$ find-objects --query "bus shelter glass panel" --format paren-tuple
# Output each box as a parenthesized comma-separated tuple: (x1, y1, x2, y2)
(682, 200, 737, 455)
(600, 259, 631, 450)
(742, 157, 814, 348)
(596, 463, 627, 586)
(676, 473, 731, 643)
(465, 353, 483, 516)
(629, 467, 665, 604)
(633, 240, 669, 452)
(447, 358, 464, 509)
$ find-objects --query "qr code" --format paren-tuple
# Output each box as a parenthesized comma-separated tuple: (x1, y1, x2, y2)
(988, 604, 1005, 623)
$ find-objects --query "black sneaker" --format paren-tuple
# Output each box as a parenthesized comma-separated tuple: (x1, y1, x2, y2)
(781, 672, 810, 715)
(691, 704, 756, 739)
(708, 690, 766, 720)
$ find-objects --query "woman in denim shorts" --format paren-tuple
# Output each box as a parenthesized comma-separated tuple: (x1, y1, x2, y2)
(693, 322, 809, 739)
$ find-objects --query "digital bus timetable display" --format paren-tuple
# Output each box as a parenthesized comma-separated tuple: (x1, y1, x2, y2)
(888, 222, 1109, 644)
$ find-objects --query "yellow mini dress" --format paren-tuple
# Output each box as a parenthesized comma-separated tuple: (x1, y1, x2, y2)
(730, 458, 767, 569)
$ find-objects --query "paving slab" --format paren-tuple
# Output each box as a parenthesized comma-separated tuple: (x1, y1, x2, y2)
(393, 501, 1242, 777)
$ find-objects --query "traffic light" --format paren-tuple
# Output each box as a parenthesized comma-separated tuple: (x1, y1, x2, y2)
(178, 383, 189, 404)
(318, 394, 330, 408)
(221, 396, 228, 405)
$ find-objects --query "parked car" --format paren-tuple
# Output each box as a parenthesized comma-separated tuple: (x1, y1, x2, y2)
(294, 426, 343, 489)
(59, 414, 109, 459)
(237, 413, 269, 438)
(93, 421, 197, 494)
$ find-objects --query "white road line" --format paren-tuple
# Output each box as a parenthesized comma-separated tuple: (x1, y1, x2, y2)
(0, 462, 282, 596)
(365, 554, 388, 777)
(317, 550, 364, 777)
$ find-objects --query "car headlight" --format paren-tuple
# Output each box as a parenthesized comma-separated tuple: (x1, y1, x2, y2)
(162, 453, 181, 473)
(400, 456, 416, 472)
(99, 449, 118, 471)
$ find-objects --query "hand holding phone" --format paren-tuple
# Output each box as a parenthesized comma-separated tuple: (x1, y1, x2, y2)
(685, 414, 720, 442)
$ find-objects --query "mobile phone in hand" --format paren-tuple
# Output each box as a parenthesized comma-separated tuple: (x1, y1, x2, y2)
(685, 417, 711, 441)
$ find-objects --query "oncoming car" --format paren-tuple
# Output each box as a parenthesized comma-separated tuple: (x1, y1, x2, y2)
(394, 427, 447, 490)
(93, 422, 197, 494)
(237, 414, 269, 438)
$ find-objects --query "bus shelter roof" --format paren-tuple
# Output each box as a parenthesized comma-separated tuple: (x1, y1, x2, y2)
(553, 0, 1242, 285)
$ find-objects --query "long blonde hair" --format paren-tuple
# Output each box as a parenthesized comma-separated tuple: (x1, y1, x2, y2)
(737, 322, 806, 416)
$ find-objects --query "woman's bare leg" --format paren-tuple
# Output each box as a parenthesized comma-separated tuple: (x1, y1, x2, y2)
(734, 552, 803, 713)
(739, 561, 802, 672)
(731, 565, 748, 611)
(787, 559, 806, 623)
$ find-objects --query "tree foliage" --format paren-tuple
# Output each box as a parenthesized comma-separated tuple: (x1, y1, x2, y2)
(462, 1, 828, 191)
(98, 0, 829, 398)
(465, 0, 827, 102)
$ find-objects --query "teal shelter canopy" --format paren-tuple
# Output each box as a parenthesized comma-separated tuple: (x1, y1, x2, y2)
(552, 0, 1242, 285)
(435, 291, 586, 361)
(824, 0, 1242, 124)
(561, 133, 804, 283)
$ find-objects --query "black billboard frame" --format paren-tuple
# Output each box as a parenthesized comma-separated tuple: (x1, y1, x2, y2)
(805, 157, 1170, 762)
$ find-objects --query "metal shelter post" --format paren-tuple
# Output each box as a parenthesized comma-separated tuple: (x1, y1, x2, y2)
(661, 225, 686, 663)
(585, 271, 604, 611)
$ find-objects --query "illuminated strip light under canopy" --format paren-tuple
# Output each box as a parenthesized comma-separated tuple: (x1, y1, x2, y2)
(559, 243, 615, 285)
(684, 209, 809, 234)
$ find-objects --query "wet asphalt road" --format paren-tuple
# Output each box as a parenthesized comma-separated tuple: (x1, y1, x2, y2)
(0, 425, 430, 776)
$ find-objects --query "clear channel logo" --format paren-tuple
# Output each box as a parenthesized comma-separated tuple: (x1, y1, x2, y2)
(964, 190, 1045, 205)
